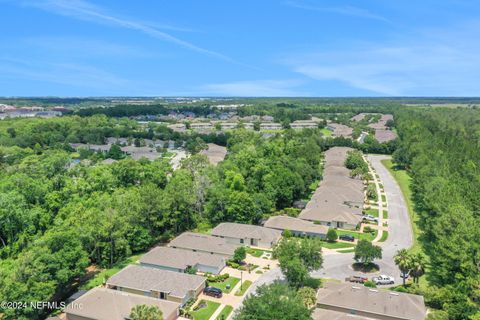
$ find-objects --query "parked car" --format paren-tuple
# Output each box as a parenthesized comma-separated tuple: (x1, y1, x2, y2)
(345, 275, 368, 283)
(203, 287, 223, 298)
(339, 234, 355, 242)
(363, 215, 378, 223)
(372, 275, 395, 285)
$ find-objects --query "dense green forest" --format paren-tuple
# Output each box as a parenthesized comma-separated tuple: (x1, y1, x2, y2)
(393, 109, 480, 319)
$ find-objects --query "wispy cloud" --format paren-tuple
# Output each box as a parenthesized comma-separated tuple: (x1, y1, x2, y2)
(0, 56, 135, 94)
(200, 79, 308, 97)
(284, 0, 389, 23)
(283, 22, 480, 96)
(18, 0, 237, 63)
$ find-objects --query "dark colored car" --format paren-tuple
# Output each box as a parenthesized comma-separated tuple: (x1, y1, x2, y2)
(203, 287, 223, 298)
(339, 234, 355, 242)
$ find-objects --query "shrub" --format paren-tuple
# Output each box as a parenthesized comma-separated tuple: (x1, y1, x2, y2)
(363, 226, 375, 234)
(226, 260, 240, 269)
(364, 280, 377, 288)
(303, 277, 322, 289)
(233, 247, 247, 263)
(207, 273, 229, 282)
(326, 229, 338, 242)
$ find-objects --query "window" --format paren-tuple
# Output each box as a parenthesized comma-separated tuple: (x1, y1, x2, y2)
(240, 239, 244, 244)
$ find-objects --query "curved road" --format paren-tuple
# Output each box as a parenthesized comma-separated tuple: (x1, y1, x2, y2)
(310, 155, 413, 284)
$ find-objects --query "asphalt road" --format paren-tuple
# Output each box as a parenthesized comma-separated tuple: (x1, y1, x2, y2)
(310, 155, 414, 285)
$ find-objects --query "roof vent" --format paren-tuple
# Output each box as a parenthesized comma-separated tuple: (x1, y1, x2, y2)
(389, 292, 399, 296)
(369, 289, 378, 293)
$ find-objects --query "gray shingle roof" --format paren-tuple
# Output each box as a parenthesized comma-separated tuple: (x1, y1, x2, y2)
(140, 246, 226, 270)
(316, 283, 426, 320)
(64, 287, 179, 320)
(299, 147, 364, 225)
(106, 265, 205, 299)
(263, 215, 329, 235)
(200, 143, 227, 165)
(312, 308, 372, 320)
(211, 222, 282, 244)
(168, 232, 240, 256)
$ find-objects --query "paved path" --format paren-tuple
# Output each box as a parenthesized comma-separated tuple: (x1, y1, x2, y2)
(311, 155, 413, 285)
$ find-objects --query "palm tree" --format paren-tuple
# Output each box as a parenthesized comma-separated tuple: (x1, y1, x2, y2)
(410, 253, 427, 284)
(129, 304, 164, 320)
(394, 249, 411, 286)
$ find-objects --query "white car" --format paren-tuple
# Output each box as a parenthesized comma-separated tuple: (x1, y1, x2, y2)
(372, 275, 395, 285)
(363, 214, 378, 223)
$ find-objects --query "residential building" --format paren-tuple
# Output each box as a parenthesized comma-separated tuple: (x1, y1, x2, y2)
(106, 265, 205, 306)
(211, 222, 282, 249)
(299, 147, 364, 229)
(312, 308, 372, 320)
(200, 143, 227, 165)
(64, 287, 180, 320)
(190, 122, 213, 132)
(140, 246, 226, 274)
(375, 129, 397, 143)
(169, 232, 239, 257)
(260, 122, 282, 130)
(263, 215, 329, 238)
(167, 123, 187, 132)
(290, 120, 319, 129)
(218, 122, 238, 130)
(327, 123, 353, 138)
(316, 282, 426, 320)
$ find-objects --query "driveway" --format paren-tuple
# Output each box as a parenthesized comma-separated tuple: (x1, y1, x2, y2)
(311, 155, 413, 285)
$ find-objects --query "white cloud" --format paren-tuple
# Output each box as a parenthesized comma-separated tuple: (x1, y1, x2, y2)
(19, 0, 236, 63)
(283, 22, 480, 96)
(284, 1, 389, 22)
(200, 80, 308, 97)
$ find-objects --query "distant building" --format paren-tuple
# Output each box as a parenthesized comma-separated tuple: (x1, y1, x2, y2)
(167, 123, 186, 132)
(290, 120, 319, 130)
(200, 143, 227, 165)
(327, 123, 353, 138)
(260, 122, 282, 130)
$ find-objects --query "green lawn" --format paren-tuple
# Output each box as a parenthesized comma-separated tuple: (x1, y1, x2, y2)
(383, 210, 389, 219)
(364, 208, 379, 218)
(209, 276, 240, 293)
(378, 231, 389, 242)
(246, 247, 268, 258)
(235, 280, 253, 296)
(192, 300, 221, 320)
(321, 241, 355, 249)
(381, 194, 387, 202)
(381, 159, 422, 253)
(81, 252, 143, 289)
(215, 305, 233, 320)
(320, 128, 332, 137)
(336, 229, 377, 241)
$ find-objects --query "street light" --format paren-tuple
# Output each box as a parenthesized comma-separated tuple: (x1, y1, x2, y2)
(240, 270, 243, 290)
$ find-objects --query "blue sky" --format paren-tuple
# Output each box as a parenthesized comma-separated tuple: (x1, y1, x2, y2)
(1, 0, 480, 96)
